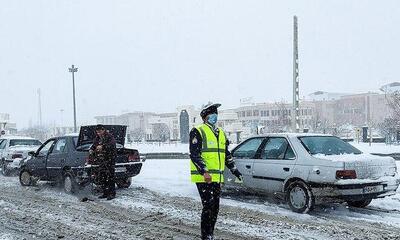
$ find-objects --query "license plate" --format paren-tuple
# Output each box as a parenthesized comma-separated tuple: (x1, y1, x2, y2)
(363, 185, 383, 194)
(115, 167, 126, 173)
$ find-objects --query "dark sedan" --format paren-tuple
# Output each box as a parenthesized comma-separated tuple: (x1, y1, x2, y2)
(19, 125, 144, 193)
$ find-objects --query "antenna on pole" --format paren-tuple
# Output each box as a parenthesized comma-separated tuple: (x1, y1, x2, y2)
(37, 88, 42, 127)
(292, 16, 300, 133)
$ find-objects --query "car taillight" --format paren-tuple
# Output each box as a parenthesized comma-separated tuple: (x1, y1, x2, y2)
(336, 170, 357, 179)
(12, 154, 23, 159)
(128, 153, 140, 162)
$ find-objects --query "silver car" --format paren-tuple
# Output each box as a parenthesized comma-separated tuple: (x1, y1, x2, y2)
(224, 133, 400, 213)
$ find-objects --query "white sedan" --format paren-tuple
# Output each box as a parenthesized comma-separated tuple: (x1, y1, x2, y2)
(224, 133, 400, 213)
(0, 136, 42, 176)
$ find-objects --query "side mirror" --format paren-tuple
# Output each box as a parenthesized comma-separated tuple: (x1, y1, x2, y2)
(28, 151, 36, 157)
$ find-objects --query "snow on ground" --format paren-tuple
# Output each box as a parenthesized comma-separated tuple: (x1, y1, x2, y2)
(133, 158, 197, 197)
(132, 159, 400, 228)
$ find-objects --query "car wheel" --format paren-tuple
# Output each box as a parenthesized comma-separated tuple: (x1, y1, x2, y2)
(116, 177, 132, 189)
(63, 172, 78, 194)
(347, 199, 372, 208)
(1, 161, 10, 176)
(20, 170, 33, 186)
(286, 181, 315, 214)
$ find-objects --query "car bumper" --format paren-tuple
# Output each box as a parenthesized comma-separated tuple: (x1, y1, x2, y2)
(3, 158, 24, 170)
(75, 161, 143, 183)
(311, 176, 400, 201)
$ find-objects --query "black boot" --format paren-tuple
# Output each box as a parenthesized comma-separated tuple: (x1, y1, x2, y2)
(98, 194, 107, 199)
(106, 195, 115, 200)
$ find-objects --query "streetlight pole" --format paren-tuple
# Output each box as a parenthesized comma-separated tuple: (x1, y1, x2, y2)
(292, 16, 300, 133)
(68, 65, 78, 132)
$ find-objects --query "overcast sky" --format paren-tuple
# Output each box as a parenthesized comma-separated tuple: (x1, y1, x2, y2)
(1, 0, 399, 128)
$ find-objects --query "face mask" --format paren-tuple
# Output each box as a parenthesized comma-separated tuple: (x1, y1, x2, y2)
(207, 114, 218, 125)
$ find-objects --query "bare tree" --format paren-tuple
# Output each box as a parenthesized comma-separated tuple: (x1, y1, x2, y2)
(152, 123, 170, 142)
(381, 91, 400, 142)
(131, 128, 146, 142)
(267, 101, 291, 133)
(387, 91, 400, 123)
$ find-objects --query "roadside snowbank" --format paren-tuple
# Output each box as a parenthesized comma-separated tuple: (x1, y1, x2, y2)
(350, 142, 400, 154)
(126, 142, 189, 153)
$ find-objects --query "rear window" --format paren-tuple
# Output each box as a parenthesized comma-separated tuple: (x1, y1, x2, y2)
(299, 136, 362, 155)
(9, 139, 42, 147)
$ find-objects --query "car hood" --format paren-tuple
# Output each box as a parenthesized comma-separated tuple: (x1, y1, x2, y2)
(77, 125, 127, 147)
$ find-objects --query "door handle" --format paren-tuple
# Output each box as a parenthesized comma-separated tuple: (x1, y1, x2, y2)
(283, 167, 290, 172)
(245, 165, 251, 169)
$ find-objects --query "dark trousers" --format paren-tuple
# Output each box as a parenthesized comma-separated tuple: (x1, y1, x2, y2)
(196, 183, 221, 239)
(98, 165, 116, 197)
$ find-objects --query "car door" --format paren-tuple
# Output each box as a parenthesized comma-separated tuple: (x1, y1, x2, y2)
(31, 139, 56, 179)
(226, 137, 265, 188)
(46, 138, 68, 180)
(252, 137, 296, 194)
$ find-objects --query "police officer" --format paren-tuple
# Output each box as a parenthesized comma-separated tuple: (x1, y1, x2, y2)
(89, 124, 117, 200)
(190, 103, 243, 240)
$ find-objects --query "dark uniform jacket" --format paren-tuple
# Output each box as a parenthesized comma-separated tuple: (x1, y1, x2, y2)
(189, 123, 238, 175)
(90, 131, 117, 167)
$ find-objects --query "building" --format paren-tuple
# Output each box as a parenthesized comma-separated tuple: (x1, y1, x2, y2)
(234, 101, 315, 134)
(0, 113, 17, 135)
(94, 83, 396, 142)
(307, 91, 349, 101)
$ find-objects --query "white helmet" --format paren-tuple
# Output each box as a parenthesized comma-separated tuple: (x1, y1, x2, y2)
(200, 102, 221, 118)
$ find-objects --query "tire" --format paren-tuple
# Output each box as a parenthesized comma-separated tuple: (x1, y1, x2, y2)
(1, 161, 10, 176)
(116, 177, 132, 189)
(347, 199, 372, 208)
(63, 172, 78, 194)
(286, 180, 315, 214)
(20, 170, 34, 186)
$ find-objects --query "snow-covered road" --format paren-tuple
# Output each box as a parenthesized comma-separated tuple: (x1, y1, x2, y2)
(1, 159, 400, 239)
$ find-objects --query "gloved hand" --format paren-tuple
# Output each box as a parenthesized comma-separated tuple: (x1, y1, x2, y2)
(232, 169, 243, 181)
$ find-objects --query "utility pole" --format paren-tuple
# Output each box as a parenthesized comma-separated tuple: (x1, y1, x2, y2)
(37, 88, 42, 127)
(292, 16, 300, 133)
(69, 65, 78, 132)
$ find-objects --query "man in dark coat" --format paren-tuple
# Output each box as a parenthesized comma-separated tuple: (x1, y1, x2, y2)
(89, 124, 117, 200)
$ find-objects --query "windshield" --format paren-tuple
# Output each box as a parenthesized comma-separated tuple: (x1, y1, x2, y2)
(9, 139, 42, 147)
(299, 136, 362, 155)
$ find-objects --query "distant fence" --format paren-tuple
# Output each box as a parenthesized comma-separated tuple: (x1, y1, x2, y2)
(371, 153, 400, 160)
(142, 152, 190, 159)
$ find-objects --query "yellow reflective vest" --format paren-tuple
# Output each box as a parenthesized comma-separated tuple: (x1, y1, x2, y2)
(190, 124, 226, 183)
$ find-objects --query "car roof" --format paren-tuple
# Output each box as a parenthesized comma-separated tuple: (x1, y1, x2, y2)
(256, 132, 333, 138)
(0, 135, 37, 140)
